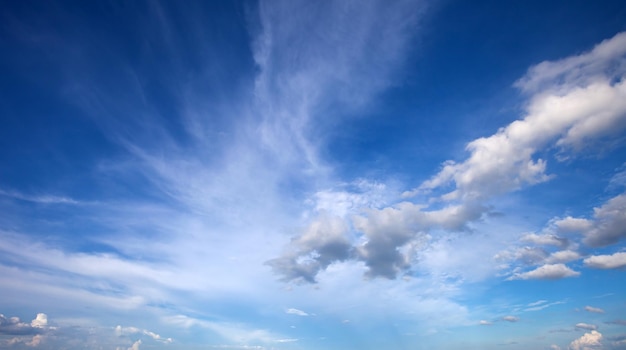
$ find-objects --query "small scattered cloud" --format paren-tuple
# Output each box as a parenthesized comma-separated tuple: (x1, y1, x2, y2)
(502, 316, 519, 323)
(605, 320, 626, 326)
(115, 325, 172, 343)
(568, 330, 602, 350)
(508, 264, 580, 280)
(575, 323, 598, 331)
(521, 233, 568, 248)
(275, 338, 298, 343)
(285, 308, 309, 317)
(584, 252, 626, 269)
(584, 306, 605, 314)
(479, 320, 492, 325)
(128, 339, 142, 350)
(546, 250, 581, 264)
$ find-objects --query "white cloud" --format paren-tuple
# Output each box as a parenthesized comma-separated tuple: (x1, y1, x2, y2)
(521, 233, 569, 248)
(285, 308, 309, 317)
(26, 334, 43, 347)
(266, 213, 352, 283)
(115, 325, 172, 343)
(411, 31, 626, 202)
(551, 345, 562, 350)
(30, 314, 47, 329)
(479, 320, 492, 325)
(583, 194, 626, 247)
(515, 32, 626, 93)
(584, 252, 626, 269)
(0, 313, 49, 336)
(569, 330, 602, 350)
(546, 250, 582, 264)
(502, 316, 519, 322)
(575, 323, 598, 331)
(128, 339, 142, 350)
(528, 300, 548, 307)
(508, 264, 580, 280)
(554, 217, 594, 234)
(584, 306, 605, 314)
(0, 188, 80, 205)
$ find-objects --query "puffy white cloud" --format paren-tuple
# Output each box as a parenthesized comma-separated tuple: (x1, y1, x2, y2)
(30, 314, 47, 329)
(508, 264, 580, 280)
(128, 339, 141, 350)
(584, 306, 605, 314)
(569, 330, 602, 350)
(575, 323, 598, 331)
(502, 316, 519, 322)
(546, 250, 582, 264)
(479, 320, 492, 325)
(584, 252, 626, 269)
(285, 308, 308, 316)
(521, 233, 569, 248)
(412, 31, 626, 202)
(554, 217, 594, 234)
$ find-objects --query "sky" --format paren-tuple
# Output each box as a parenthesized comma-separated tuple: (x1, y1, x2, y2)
(1, 0, 626, 349)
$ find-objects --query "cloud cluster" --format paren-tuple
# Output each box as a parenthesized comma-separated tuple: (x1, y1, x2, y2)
(569, 330, 603, 350)
(0, 313, 48, 336)
(269, 31, 626, 283)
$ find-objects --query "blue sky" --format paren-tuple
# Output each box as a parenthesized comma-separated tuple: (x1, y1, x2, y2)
(1, 0, 626, 349)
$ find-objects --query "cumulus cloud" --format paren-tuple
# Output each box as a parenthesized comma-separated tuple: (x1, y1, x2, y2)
(502, 316, 519, 322)
(583, 194, 626, 247)
(584, 252, 626, 269)
(128, 340, 142, 350)
(508, 264, 580, 280)
(554, 217, 594, 234)
(412, 31, 626, 202)
(0, 313, 49, 336)
(546, 250, 582, 264)
(353, 201, 484, 279)
(569, 330, 602, 350)
(576, 323, 598, 331)
(266, 213, 353, 282)
(521, 233, 569, 248)
(285, 308, 308, 316)
(584, 306, 605, 314)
